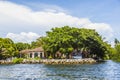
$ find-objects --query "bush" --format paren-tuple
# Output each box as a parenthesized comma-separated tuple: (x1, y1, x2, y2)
(48, 55, 52, 59)
(35, 57, 41, 60)
(12, 58, 23, 64)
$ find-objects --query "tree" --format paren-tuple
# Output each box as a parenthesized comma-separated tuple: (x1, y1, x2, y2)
(0, 38, 18, 59)
(41, 26, 111, 59)
(115, 38, 119, 45)
(111, 39, 120, 61)
(31, 37, 43, 48)
(15, 42, 31, 51)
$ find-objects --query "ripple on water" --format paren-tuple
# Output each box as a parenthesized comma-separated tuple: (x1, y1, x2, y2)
(0, 60, 120, 80)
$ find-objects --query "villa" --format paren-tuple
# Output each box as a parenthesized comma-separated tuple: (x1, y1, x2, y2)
(20, 47, 45, 58)
(19, 47, 86, 59)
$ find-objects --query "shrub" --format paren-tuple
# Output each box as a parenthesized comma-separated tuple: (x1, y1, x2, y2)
(35, 57, 41, 60)
(48, 55, 52, 59)
(12, 58, 23, 64)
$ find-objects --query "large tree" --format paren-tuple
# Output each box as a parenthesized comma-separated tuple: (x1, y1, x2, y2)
(15, 42, 31, 51)
(0, 38, 33, 60)
(0, 38, 18, 59)
(41, 26, 111, 59)
(31, 37, 43, 48)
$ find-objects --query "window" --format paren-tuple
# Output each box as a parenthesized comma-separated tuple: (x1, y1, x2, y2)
(34, 52, 38, 58)
(40, 52, 42, 58)
(30, 53, 32, 58)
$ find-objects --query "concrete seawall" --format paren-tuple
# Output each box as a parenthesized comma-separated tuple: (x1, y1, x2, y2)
(0, 60, 13, 64)
(40, 58, 96, 64)
(0, 58, 96, 64)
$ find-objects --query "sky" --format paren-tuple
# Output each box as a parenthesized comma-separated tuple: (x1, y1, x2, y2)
(0, 0, 120, 46)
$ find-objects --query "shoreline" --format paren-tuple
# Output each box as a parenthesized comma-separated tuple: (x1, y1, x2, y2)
(0, 58, 97, 64)
(40, 58, 96, 64)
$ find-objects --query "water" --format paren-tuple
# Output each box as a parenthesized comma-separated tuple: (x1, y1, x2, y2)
(0, 60, 120, 80)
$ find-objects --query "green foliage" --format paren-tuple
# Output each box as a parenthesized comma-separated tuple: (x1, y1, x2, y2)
(114, 38, 119, 45)
(48, 55, 53, 59)
(41, 26, 111, 59)
(15, 42, 31, 51)
(0, 26, 113, 60)
(34, 57, 41, 60)
(12, 58, 23, 64)
(0, 38, 19, 59)
(0, 38, 31, 60)
(111, 39, 120, 62)
(31, 37, 43, 48)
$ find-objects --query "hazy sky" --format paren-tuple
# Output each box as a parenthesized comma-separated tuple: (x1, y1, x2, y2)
(0, 0, 120, 45)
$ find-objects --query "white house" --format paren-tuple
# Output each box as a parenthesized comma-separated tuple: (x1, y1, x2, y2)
(20, 47, 44, 58)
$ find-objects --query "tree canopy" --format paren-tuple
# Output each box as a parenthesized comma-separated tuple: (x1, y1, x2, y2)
(41, 26, 111, 59)
(0, 26, 114, 60)
(0, 38, 18, 59)
(110, 38, 120, 61)
(0, 38, 31, 60)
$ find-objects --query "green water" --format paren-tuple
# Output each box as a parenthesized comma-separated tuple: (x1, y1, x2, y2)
(0, 60, 120, 80)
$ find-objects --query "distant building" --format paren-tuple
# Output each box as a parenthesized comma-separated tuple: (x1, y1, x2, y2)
(20, 47, 45, 58)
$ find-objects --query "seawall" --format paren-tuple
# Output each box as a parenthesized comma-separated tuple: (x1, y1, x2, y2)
(40, 58, 96, 64)
(0, 58, 96, 64)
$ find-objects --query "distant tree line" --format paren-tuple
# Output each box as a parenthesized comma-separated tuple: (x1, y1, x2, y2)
(0, 26, 120, 61)
(110, 38, 120, 61)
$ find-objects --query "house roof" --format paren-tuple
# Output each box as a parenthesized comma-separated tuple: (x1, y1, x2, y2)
(20, 49, 30, 54)
(29, 47, 44, 52)
(20, 47, 44, 54)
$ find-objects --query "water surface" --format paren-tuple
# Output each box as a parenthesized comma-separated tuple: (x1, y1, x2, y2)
(0, 60, 120, 80)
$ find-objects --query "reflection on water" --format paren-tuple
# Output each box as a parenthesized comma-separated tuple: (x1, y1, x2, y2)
(0, 60, 120, 80)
